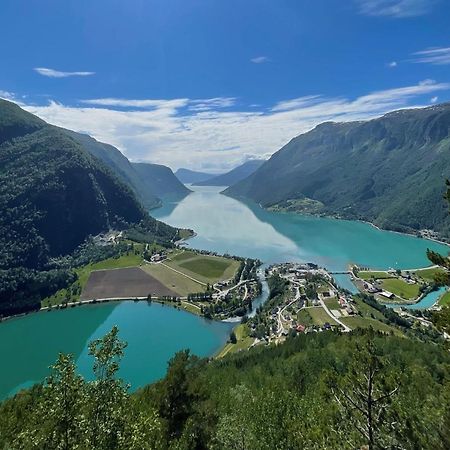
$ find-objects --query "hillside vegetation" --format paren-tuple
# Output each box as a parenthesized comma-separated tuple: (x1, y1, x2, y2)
(0, 327, 448, 449)
(66, 131, 190, 209)
(225, 103, 450, 236)
(0, 99, 178, 316)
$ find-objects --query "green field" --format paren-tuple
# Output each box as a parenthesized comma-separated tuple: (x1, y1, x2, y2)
(324, 298, 341, 310)
(305, 307, 338, 326)
(413, 267, 444, 282)
(341, 316, 402, 336)
(357, 271, 393, 280)
(352, 296, 385, 321)
(142, 263, 204, 297)
(381, 278, 420, 300)
(439, 290, 450, 306)
(166, 250, 240, 284)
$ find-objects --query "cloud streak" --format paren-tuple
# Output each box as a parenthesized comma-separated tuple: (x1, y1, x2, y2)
(19, 80, 450, 172)
(34, 67, 95, 78)
(250, 56, 270, 64)
(356, 0, 438, 18)
(411, 47, 450, 65)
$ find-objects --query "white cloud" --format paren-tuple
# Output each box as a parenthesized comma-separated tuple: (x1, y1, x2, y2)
(356, 0, 438, 18)
(188, 97, 237, 112)
(250, 56, 270, 64)
(0, 90, 15, 100)
(19, 80, 449, 172)
(34, 67, 95, 78)
(411, 47, 450, 65)
(81, 98, 188, 109)
(388, 61, 398, 67)
(431, 96, 439, 103)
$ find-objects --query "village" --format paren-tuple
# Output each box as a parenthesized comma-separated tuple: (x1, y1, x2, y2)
(246, 262, 357, 344)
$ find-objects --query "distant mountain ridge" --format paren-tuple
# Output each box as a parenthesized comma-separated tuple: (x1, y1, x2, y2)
(225, 103, 450, 237)
(66, 131, 190, 209)
(193, 159, 265, 186)
(175, 168, 217, 184)
(132, 162, 191, 198)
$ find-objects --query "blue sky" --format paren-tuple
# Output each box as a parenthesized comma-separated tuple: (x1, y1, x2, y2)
(1, 0, 449, 171)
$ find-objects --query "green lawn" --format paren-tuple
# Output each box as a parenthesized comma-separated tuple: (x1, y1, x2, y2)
(413, 267, 444, 282)
(381, 278, 420, 300)
(297, 309, 314, 327)
(324, 298, 341, 310)
(341, 316, 403, 336)
(439, 290, 450, 306)
(357, 271, 393, 280)
(307, 307, 338, 326)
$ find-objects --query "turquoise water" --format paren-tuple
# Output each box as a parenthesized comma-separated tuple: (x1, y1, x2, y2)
(154, 186, 449, 272)
(0, 302, 232, 400)
(1, 185, 448, 400)
(388, 287, 447, 310)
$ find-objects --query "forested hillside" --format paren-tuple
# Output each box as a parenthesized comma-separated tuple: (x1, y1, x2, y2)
(193, 159, 265, 186)
(132, 162, 190, 197)
(225, 103, 450, 237)
(65, 130, 162, 209)
(0, 99, 178, 316)
(0, 327, 448, 449)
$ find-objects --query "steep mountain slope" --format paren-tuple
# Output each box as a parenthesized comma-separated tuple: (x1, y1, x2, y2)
(132, 162, 190, 197)
(225, 103, 450, 237)
(175, 168, 216, 184)
(0, 99, 178, 315)
(193, 159, 265, 186)
(65, 131, 162, 209)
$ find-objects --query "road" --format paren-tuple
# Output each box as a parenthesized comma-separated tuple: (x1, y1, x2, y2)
(319, 297, 351, 332)
(277, 286, 300, 336)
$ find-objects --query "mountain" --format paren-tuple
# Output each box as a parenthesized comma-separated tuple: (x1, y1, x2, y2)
(225, 103, 450, 237)
(65, 132, 190, 209)
(0, 99, 177, 315)
(132, 162, 190, 198)
(64, 131, 160, 209)
(192, 159, 265, 186)
(175, 168, 216, 184)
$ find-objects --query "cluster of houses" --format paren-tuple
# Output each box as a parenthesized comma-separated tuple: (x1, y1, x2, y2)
(93, 231, 123, 246)
(149, 252, 167, 263)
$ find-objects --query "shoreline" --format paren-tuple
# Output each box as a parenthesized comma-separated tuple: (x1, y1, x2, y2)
(259, 202, 450, 249)
(350, 264, 447, 309)
(0, 295, 209, 324)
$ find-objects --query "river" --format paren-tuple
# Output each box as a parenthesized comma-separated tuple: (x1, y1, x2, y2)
(1, 185, 448, 400)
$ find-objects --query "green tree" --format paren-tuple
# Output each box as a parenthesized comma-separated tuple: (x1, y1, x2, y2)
(327, 333, 400, 450)
(85, 326, 129, 450)
(14, 353, 86, 450)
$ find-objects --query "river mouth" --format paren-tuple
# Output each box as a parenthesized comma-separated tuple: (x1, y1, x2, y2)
(1, 185, 448, 400)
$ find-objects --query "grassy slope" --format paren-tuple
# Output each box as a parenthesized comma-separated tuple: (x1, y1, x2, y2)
(216, 324, 253, 358)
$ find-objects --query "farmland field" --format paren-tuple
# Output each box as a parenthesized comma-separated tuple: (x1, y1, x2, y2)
(381, 278, 420, 299)
(142, 264, 204, 297)
(165, 250, 240, 284)
(80, 267, 177, 300)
